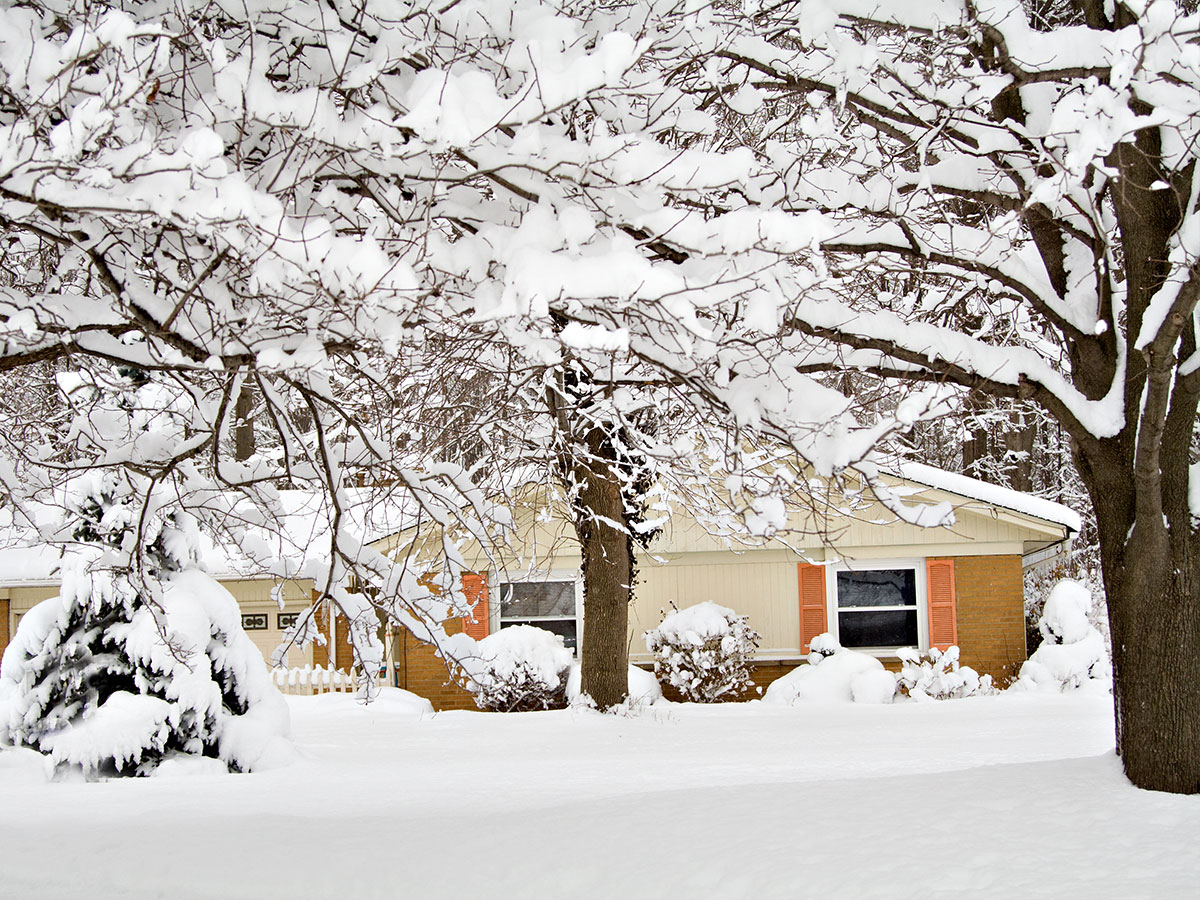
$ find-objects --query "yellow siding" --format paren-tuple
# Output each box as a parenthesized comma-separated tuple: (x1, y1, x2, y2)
(630, 556, 801, 661)
(645, 499, 1041, 557)
(222, 579, 314, 667)
(454, 491, 1048, 660)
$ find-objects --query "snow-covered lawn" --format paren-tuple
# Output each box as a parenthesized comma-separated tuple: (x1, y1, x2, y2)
(1, 690, 1196, 899)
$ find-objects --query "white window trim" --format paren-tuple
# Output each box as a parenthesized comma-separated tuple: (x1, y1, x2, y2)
(493, 569, 583, 654)
(825, 557, 928, 655)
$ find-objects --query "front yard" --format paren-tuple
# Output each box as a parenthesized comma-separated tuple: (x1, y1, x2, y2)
(0, 689, 1195, 899)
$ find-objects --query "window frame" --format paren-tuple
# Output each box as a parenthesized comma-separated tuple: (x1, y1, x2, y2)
(826, 558, 928, 654)
(495, 570, 583, 654)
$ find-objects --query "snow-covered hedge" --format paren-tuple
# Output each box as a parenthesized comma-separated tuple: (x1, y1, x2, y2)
(464, 625, 573, 712)
(644, 601, 760, 702)
(896, 646, 996, 701)
(0, 568, 291, 778)
(1013, 580, 1111, 693)
(762, 634, 895, 705)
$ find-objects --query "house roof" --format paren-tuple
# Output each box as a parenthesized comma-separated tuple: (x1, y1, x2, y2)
(886, 462, 1082, 534)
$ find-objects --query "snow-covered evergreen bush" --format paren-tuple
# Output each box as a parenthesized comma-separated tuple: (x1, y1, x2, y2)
(895, 646, 995, 701)
(762, 633, 896, 705)
(643, 601, 760, 702)
(0, 464, 290, 777)
(1013, 580, 1111, 693)
(464, 625, 573, 712)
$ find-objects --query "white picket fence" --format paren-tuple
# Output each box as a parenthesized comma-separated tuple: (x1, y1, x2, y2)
(272, 665, 385, 695)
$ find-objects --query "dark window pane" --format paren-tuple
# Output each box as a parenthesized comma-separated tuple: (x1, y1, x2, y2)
(836, 569, 916, 609)
(501, 582, 575, 617)
(500, 619, 577, 651)
(838, 609, 918, 647)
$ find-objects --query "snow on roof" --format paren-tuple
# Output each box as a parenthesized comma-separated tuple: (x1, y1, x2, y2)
(0, 544, 77, 585)
(0, 488, 427, 586)
(0, 531, 270, 586)
(890, 461, 1082, 534)
(0, 463, 1079, 587)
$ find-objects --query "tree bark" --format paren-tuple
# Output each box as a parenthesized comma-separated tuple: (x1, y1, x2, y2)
(545, 365, 633, 710)
(1104, 529, 1200, 793)
(1004, 408, 1037, 494)
(571, 442, 633, 709)
(234, 383, 256, 462)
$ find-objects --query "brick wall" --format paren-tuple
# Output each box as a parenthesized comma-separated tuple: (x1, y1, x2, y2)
(309, 589, 479, 710)
(952, 554, 1027, 684)
(394, 617, 478, 711)
(311, 595, 355, 671)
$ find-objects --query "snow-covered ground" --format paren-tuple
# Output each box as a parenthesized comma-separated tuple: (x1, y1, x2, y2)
(1, 690, 1196, 899)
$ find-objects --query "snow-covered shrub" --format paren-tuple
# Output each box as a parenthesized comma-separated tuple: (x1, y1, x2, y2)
(0, 572, 290, 778)
(895, 646, 995, 701)
(464, 625, 573, 712)
(1013, 580, 1111, 693)
(0, 475, 291, 778)
(762, 634, 895, 705)
(565, 662, 663, 710)
(1024, 554, 1109, 658)
(643, 601, 760, 702)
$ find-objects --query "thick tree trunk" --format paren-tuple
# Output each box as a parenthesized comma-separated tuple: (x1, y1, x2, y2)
(1082, 430, 1200, 794)
(572, 450, 632, 709)
(545, 362, 633, 710)
(1105, 534, 1200, 793)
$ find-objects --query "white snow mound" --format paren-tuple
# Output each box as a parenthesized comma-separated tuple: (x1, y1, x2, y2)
(566, 662, 662, 708)
(763, 635, 895, 705)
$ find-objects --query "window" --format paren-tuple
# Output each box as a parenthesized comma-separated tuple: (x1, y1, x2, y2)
(498, 579, 579, 651)
(278, 612, 298, 630)
(833, 564, 921, 649)
(241, 612, 268, 631)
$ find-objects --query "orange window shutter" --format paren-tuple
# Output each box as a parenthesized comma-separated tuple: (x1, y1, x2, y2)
(926, 558, 958, 651)
(461, 572, 489, 640)
(797, 563, 828, 654)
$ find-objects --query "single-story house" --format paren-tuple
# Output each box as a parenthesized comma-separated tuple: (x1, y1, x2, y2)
(392, 462, 1079, 704)
(0, 465, 1079, 710)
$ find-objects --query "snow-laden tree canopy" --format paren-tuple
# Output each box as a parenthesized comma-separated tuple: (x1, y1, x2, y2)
(0, 0, 906, 693)
(0, 0, 1198, 790)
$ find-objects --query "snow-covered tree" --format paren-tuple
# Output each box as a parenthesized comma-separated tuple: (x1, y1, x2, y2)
(0, 373, 289, 776)
(0, 0, 519, 688)
(674, 0, 1200, 794)
(1014, 580, 1111, 691)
